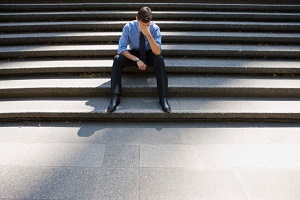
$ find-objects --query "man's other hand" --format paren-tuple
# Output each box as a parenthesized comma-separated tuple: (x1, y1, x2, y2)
(137, 60, 147, 71)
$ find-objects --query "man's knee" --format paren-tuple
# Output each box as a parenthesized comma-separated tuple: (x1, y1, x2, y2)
(153, 55, 164, 63)
(113, 54, 126, 62)
(152, 55, 165, 69)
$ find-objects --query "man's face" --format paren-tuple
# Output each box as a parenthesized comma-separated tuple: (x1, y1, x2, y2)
(136, 17, 150, 27)
(139, 21, 150, 30)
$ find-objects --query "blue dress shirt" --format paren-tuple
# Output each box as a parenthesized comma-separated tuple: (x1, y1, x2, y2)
(117, 20, 162, 54)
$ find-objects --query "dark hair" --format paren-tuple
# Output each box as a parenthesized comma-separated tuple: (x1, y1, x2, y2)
(137, 7, 152, 23)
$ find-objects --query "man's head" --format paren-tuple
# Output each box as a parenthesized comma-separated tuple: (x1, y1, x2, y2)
(137, 7, 152, 23)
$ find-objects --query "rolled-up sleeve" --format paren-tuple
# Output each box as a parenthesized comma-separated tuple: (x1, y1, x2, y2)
(118, 24, 129, 54)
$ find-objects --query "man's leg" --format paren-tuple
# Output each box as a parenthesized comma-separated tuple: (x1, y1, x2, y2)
(107, 52, 138, 113)
(147, 53, 171, 112)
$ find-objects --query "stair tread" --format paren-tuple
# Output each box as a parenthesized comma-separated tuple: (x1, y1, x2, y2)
(1, 97, 300, 117)
(2, 21, 299, 26)
(1, 11, 299, 16)
(1, 75, 299, 90)
(1, 3, 299, 11)
(1, 44, 299, 59)
(2, 21, 299, 33)
(1, 44, 300, 52)
(2, 31, 300, 38)
(1, 58, 299, 74)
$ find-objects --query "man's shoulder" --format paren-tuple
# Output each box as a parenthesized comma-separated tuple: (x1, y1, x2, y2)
(150, 21, 160, 30)
(125, 20, 138, 28)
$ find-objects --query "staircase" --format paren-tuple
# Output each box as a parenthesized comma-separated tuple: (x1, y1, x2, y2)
(0, 2, 300, 122)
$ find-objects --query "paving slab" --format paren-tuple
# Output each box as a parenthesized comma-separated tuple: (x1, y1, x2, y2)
(94, 168, 139, 200)
(140, 145, 202, 168)
(0, 166, 99, 199)
(0, 122, 300, 199)
(236, 168, 300, 200)
(196, 144, 263, 168)
(102, 145, 139, 168)
(140, 168, 248, 200)
(254, 144, 300, 167)
(2, 122, 300, 144)
(0, 143, 105, 167)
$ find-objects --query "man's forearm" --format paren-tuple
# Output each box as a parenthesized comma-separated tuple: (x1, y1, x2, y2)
(121, 50, 138, 61)
(146, 33, 161, 55)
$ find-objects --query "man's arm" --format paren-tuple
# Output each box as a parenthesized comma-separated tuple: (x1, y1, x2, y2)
(118, 23, 147, 70)
(121, 50, 147, 71)
(139, 22, 161, 55)
(121, 50, 138, 61)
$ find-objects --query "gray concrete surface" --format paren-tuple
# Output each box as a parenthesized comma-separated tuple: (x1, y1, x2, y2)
(1, 44, 300, 59)
(2, 21, 299, 32)
(1, 75, 300, 98)
(1, 58, 299, 75)
(1, 97, 300, 122)
(0, 122, 299, 199)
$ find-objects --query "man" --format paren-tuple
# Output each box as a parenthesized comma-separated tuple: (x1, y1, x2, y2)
(106, 6, 171, 113)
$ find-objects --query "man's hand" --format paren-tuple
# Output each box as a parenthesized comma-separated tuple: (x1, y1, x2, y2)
(139, 21, 150, 36)
(138, 20, 161, 55)
(137, 60, 147, 71)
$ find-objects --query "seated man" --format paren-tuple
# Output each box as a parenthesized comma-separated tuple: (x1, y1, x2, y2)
(106, 6, 171, 113)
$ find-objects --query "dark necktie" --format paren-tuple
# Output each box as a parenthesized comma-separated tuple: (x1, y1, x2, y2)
(139, 32, 146, 63)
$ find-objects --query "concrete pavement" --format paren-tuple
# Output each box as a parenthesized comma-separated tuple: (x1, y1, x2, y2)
(0, 122, 299, 199)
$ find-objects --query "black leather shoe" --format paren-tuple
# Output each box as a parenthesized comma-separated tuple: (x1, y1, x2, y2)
(106, 94, 120, 113)
(159, 97, 171, 113)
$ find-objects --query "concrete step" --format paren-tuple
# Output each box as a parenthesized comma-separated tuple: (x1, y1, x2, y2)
(1, 0, 300, 4)
(1, 3, 299, 12)
(1, 44, 299, 59)
(1, 58, 299, 75)
(2, 21, 299, 32)
(1, 11, 299, 22)
(1, 75, 300, 98)
(1, 31, 300, 45)
(0, 97, 299, 122)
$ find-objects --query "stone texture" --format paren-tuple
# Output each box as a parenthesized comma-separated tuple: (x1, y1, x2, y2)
(94, 168, 139, 200)
(0, 143, 106, 167)
(196, 144, 263, 167)
(0, 166, 99, 199)
(140, 168, 248, 200)
(1, 58, 299, 75)
(140, 145, 202, 168)
(180, 126, 270, 144)
(254, 144, 300, 167)
(102, 145, 139, 168)
(237, 168, 300, 200)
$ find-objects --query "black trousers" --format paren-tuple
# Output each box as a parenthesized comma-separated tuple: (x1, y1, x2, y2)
(111, 50, 168, 97)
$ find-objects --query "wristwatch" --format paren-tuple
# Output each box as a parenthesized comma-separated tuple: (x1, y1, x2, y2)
(135, 57, 140, 62)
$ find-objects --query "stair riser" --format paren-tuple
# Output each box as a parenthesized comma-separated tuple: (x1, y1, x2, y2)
(1, 88, 300, 98)
(1, 4, 299, 12)
(1, 35, 300, 45)
(1, 113, 300, 123)
(1, 50, 299, 59)
(1, 12, 299, 22)
(2, 23, 299, 32)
